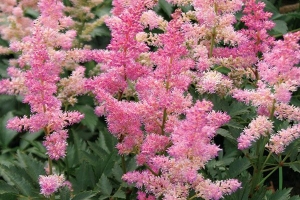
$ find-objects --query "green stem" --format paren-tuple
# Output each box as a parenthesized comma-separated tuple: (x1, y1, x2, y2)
(144, 163, 159, 176)
(209, 26, 216, 58)
(262, 166, 277, 172)
(257, 166, 278, 187)
(121, 155, 127, 174)
(279, 155, 283, 190)
(273, 28, 300, 38)
(262, 151, 272, 169)
(161, 108, 167, 135)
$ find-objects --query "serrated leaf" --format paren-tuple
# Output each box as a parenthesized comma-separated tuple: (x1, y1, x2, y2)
(228, 157, 251, 178)
(20, 130, 43, 150)
(0, 180, 18, 194)
(268, 188, 292, 200)
(16, 150, 45, 182)
(0, 165, 37, 196)
(217, 128, 237, 142)
(289, 162, 300, 173)
(97, 174, 112, 196)
(74, 105, 98, 132)
(290, 195, 300, 200)
(60, 186, 71, 200)
(97, 149, 118, 178)
(226, 120, 244, 130)
(87, 141, 109, 158)
(80, 150, 100, 167)
(73, 163, 95, 191)
(126, 156, 138, 172)
(113, 188, 126, 199)
(97, 129, 117, 154)
(228, 102, 251, 117)
(71, 191, 97, 200)
(112, 163, 124, 183)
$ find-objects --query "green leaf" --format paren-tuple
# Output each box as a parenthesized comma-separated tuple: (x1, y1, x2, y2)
(74, 105, 98, 132)
(20, 131, 43, 150)
(113, 188, 126, 199)
(0, 165, 37, 197)
(267, 188, 292, 200)
(0, 193, 18, 200)
(91, 27, 111, 37)
(95, 6, 111, 17)
(228, 102, 251, 118)
(290, 195, 300, 200)
(0, 180, 18, 194)
(97, 174, 112, 196)
(159, 0, 173, 17)
(217, 128, 237, 143)
(97, 129, 117, 154)
(112, 163, 124, 183)
(60, 186, 71, 200)
(24, 8, 39, 18)
(272, 20, 288, 34)
(289, 162, 300, 173)
(228, 157, 251, 178)
(71, 191, 97, 200)
(16, 150, 45, 182)
(226, 120, 244, 130)
(73, 162, 95, 191)
(214, 66, 231, 74)
(0, 112, 18, 147)
(87, 141, 109, 158)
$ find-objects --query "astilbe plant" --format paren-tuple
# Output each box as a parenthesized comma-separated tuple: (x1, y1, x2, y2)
(0, 0, 300, 199)
(0, 0, 86, 198)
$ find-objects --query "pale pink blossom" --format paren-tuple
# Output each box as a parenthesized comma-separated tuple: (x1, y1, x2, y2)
(43, 130, 68, 160)
(266, 124, 300, 154)
(39, 174, 65, 197)
(238, 116, 273, 149)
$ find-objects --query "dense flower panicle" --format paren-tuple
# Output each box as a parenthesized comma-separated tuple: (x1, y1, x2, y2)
(140, 10, 166, 30)
(197, 71, 233, 95)
(266, 124, 300, 154)
(43, 130, 69, 160)
(0, 1, 34, 41)
(275, 103, 300, 122)
(168, 101, 230, 165)
(1, 0, 85, 171)
(39, 174, 65, 197)
(136, 134, 170, 165)
(239, 0, 275, 53)
(0, 67, 27, 95)
(137, 191, 156, 200)
(237, 116, 273, 149)
(232, 81, 274, 108)
(257, 31, 300, 85)
(193, 175, 241, 200)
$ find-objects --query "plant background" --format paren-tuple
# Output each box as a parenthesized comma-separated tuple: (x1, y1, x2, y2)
(0, 0, 300, 199)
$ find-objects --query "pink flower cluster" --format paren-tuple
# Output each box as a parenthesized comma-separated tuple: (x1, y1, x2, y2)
(87, 0, 244, 199)
(39, 174, 72, 197)
(1, 0, 300, 198)
(0, 0, 85, 196)
(233, 31, 300, 153)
